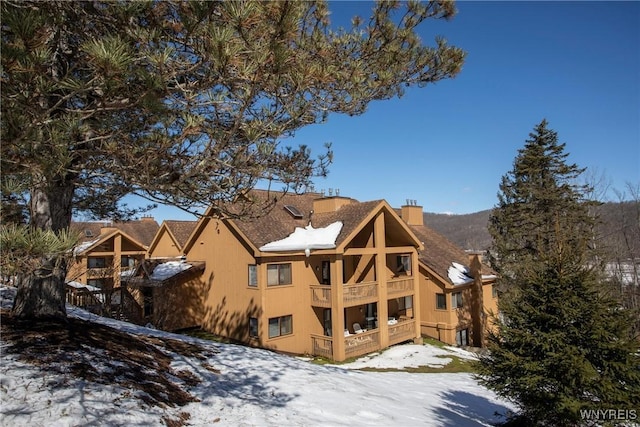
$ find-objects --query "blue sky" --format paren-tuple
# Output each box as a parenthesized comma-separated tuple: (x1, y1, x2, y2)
(138, 1, 640, 223)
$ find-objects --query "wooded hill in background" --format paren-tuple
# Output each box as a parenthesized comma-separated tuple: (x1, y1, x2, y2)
(424, 201, 640, 260)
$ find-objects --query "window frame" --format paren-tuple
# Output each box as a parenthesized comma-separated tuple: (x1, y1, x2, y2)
(249, 317, 259, 338)
(456, 328, 469, 346)
(267, 263, 292, 286)
(268, 315, 293, 338)
(452, 291, 463, 309)
(436, 293, 447, 310)
(87, 257, 107, 269)
(321, 260, 331, 285)
(396, 254, 411, 275)
(248, 264, 258, 287)
(398, 296, 413, 310)
(87, 279, 106, 289)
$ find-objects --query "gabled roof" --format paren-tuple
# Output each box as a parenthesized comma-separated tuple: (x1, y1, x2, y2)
(408, 223, 495, 286)
(164, 221, 198, 249)
(182, 190, 422, 256)
(71, 219, 160, 253)
(148, 220, 198, 254)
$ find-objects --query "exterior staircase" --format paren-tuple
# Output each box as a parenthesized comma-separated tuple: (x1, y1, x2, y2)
(65, 285, 144, 325)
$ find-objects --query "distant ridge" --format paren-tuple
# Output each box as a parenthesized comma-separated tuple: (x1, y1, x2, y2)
(423, 201, 639, 259)
(423, 210, 492, 251)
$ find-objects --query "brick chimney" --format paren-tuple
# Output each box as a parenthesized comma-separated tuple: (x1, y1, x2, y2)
(400, 200, 423, 226)
(140, 215, 155, 222)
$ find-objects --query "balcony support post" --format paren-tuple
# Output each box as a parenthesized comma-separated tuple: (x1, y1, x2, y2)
(411, 250, 422, 343)
(374, 212, 390, 349)
(330, 255, 346, 361)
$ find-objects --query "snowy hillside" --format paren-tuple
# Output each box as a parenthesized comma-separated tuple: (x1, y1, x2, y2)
(0, 287, 515, 426)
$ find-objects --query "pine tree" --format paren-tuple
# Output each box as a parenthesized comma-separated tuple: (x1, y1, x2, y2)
(1, 1, 465, 319)
(478, 120, 640, 426)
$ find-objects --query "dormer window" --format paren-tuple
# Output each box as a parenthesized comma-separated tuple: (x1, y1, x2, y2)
(84, 229, 93, 238)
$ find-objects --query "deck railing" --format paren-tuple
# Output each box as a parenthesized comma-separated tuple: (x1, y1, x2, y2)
(311, 334, 334, 359)
(387, 276, 414, 295)
(343, 281, 378, 306)
(310, 281, 379, 307)
(65, 285, 143, 324)
(345, 329, 380, 359)
(388, 318, 416, 345)
(310, 285, 332, 307)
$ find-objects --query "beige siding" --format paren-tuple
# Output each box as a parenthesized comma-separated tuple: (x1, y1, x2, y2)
(150, 228, 182, 258)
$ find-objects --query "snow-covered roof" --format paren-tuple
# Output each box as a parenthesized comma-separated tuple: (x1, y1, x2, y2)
(73, 239, 100, 255)
(66, 281, 101, 292)
(447, 262, 474, 285)
(259, 221, 343, 253)
(150, 261, 193, 280)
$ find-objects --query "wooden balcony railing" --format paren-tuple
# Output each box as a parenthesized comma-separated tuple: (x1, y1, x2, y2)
(343, 281, 378, 306)
(387, 276, 414, 296)
(311, 321, 413, 360)
(388, 318, 416, 345)
(311, 334, 333, 359)
(345, 329, 380, 359)
(310, 285, 332, 307)
(86, 267, 113, 278)
(310, 282, 379, 307)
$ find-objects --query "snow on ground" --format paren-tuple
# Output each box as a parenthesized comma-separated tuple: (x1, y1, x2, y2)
(0, 287, 515, 426)
(334, 343, 478, 370)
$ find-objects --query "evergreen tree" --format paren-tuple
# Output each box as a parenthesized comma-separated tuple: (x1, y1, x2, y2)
(478, 120, 640, 426)
(1, 1, 465, 319)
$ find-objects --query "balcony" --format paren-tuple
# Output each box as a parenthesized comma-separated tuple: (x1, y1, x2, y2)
(310, 285, 331, 307)
(344, 329, 380, 358)
(86, 267, 113, 278)
(388, 318, 416, 346)
(343, 281, 378, 306)
(310, 281, 379, 307)
(310, 329, 382, 360)
(387, 276, 414, 296)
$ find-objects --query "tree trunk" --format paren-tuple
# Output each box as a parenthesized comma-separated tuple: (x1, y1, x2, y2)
(12, 181, 74, 319)
(12, 256, 68, 320)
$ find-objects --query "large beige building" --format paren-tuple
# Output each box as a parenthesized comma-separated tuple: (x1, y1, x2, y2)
(65, 192, 498, 360)
(400, 203, 498, 347)
(126, 191, 497, 361)
(68, 217, 159, 288)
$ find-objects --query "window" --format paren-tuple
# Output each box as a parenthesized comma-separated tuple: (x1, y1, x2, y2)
(452, 292, 463, 309)
(436, 293, 447, 310)
(456, 329, 469, 346)
(321, 260, 331, 285)
(492, 284, 498, 298)
(396, 255, 411, 274)
(267, 263, 292, 286)
(398, 296, 413, 310)
(268, 315, 292, 338)
(121, 256, 137, 268)
(248, 265, 257, 287)
(323, 309, 332, 336)
(88, 257, 107, 268)
(87, 279, 106, 289)
(249, 317, 258, 338)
